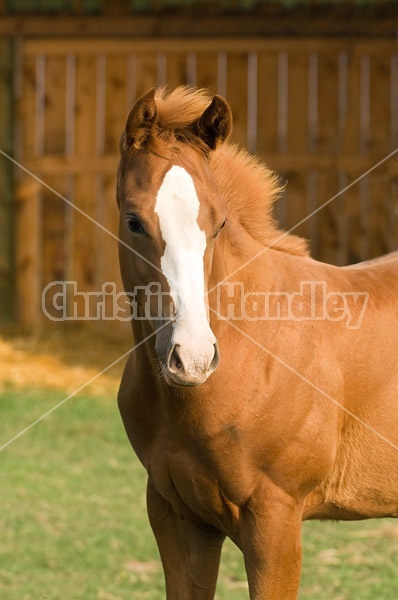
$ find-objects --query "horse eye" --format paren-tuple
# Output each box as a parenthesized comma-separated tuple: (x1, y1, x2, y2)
(215, 219, 226, 237)
(126, 215, 145, 235)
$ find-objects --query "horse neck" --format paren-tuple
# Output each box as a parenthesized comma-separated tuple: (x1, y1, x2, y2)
(205, 217, 278, 339)
(210, 216, 275, 290)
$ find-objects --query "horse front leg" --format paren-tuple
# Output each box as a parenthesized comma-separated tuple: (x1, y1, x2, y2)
(147, 479, 225, 600)
(239, 479, 303, 600)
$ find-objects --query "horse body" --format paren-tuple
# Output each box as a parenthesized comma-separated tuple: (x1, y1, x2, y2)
(117, 87, 398, 599)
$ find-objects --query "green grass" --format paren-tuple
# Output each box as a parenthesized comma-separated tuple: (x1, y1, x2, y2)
(1, 386, 397, 599)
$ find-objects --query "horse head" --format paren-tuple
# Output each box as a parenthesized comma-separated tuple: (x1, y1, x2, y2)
(117, 88, 232, 386)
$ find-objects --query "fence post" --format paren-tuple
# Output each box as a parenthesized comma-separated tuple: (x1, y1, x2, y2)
(0, 39, 15, 324)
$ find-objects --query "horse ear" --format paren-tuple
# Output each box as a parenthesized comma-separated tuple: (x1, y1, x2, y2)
(196, 95, 232, 150)
(125, 88, 157, 150)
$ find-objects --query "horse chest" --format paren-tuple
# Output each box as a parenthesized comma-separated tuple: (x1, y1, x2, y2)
(148, 433, 252, 532)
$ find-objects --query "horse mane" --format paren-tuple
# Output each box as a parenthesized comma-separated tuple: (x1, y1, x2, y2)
(154, 86, 309, 257)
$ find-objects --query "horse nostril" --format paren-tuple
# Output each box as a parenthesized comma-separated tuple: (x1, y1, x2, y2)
(168, 345, 183, 374)
(210, 343, 220, 370)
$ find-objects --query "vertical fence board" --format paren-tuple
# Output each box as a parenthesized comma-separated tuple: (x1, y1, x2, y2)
(284, 51, 310, 240)
(74, 54, 97, 157)
(19, 55, 38, 157)
(71, 174, 98, 316)
(287, 50, 309, 156)
(195, 52, 218, 91)
(41, 177, 67, 319)
(389, 177, 398, 253)
(369, 53, 391, 156)
(16, 52, 43, 323)
(101, 173, 124, 319)
(165, 52, 188, 88)
(369, 173, 392, 258)
(72, 55, 98, 315)
(102, 174, 121, 284)
(44, 56, 66, 155)
(225, 53, 248, 148)
(343, 50, 362, 157)
(0, 39, 14, 323)
(342, 176, 362, 264)
(105, 55, 127, 154)
(134, 54, 158, 99)
(315, 172, 340, 264)
(317, 51, 340, 155)
(257, 51, 279, 157)
(39, 56, 68, 318)
(16, 183, 42, 323)
(283, 172, 308, 238)
(311, 51, 340, 263)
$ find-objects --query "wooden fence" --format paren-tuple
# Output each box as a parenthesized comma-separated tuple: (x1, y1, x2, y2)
(11, 37, 398, 323)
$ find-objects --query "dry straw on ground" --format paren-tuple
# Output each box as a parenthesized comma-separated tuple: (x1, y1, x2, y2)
(0, 324, 131, 397)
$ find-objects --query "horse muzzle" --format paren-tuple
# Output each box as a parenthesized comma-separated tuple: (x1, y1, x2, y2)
(164, 341, 220, 386)
(156, 322, 220, 386)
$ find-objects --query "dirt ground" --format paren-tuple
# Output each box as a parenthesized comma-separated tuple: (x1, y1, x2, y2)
(0, 323, 132, 396)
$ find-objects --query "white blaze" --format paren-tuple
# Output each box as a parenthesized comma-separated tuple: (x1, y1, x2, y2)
(155, 165, 216, 371)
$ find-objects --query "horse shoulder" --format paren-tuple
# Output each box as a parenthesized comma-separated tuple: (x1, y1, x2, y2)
(118, 351, 161, 467)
